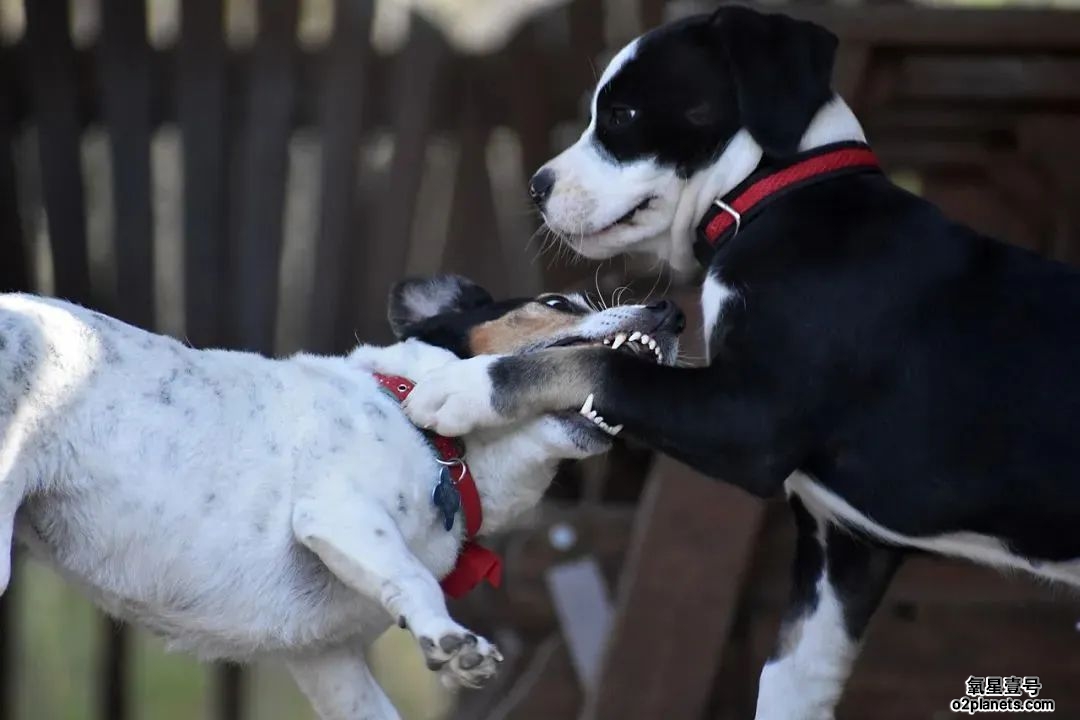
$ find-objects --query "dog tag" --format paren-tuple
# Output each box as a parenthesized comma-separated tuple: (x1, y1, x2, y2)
(431, 465, 461, 532)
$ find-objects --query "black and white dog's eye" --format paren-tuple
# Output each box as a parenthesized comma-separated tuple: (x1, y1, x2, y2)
(607, 105, 637, 128)
(540, 295, 573, 312)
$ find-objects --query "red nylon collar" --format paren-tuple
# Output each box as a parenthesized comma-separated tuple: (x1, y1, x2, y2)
(694, 143, 880, 265)
(372, 373, 502, 598)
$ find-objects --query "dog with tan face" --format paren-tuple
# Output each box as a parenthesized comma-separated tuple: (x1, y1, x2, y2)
(0, 274, 682, 720)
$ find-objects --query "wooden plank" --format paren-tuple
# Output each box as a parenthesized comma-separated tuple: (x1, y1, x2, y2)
(833, 42, 871, 111)
(900, 56, 1080, 103)
(586, 459, 766, 720)
(99, 617, 129, 720)
(99, 0, 154, 328)
(864, 107, 1018, 136)
(355, 19, 445, 343)
(24, 0, 91, 304)
(0, 52, 26, 294)
(307, 0, 372, 354)
(641, 0, 668, 30)
(0, 551, 14, 720)
(872, 139, 992, 171)
(178, 0, 228, 348)
(489, 636, 583, 720)
(227, 0, 299, 353)
(215, 664, 245, 720)
(762, 6, 1080, 49)
(1017, 116, 1080, 266)
(442, 71, 506, 297)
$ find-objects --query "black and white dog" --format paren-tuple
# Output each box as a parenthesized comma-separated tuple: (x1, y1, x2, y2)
(401, 7, 1080, 719)
(0, 275, 682, 720)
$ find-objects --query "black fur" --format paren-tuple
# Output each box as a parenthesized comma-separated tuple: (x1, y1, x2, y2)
(589, 7, 837, 177)
(387, 275, 566, 359)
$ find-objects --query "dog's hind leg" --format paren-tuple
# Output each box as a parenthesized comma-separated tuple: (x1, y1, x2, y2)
(288, 642, 400, 720)
(292, 495, 503, 689)
(754, 496, 902, 720)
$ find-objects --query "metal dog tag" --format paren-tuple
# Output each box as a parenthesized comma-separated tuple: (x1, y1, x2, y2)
(431, 465, 461, 532)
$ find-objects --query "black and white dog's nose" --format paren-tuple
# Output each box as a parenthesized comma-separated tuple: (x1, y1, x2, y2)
(648, 299, 686, 334)
(529, 168, 556, 207)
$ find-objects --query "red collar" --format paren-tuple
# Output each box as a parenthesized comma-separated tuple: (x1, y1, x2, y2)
(694, 142, 880, 265)
(372, 373, 502, 599)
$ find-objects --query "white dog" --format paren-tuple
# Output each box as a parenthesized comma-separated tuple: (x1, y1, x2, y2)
(0, 274, 680, 720)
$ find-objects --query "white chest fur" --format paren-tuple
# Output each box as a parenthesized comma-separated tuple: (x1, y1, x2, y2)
(700, 273, 737, 358)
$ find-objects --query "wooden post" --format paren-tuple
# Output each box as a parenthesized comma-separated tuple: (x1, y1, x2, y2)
(586, 458, 766, 720)
(0, 550, 14, 720)
(227, 0, 299, 353)
(308, 0, 373, 354)
(179, 0, 229, 349)
(24, 0, 91, 305)
(99, 0, 155, 327)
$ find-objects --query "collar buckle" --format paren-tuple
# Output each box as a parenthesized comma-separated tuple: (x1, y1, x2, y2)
(711, 198, 741, 237)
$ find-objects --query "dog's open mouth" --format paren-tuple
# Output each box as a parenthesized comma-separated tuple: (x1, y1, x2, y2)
(546, 327, 677, 439)
(549, 328, 667, 363)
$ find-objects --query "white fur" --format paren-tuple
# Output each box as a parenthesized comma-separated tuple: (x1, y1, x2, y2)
(700, 274, 735, 358)
(798, 97, 867, 152)
(786, 472, 1080, 587)
(0, 293, 607, 720)
(754, 531, 857, 720)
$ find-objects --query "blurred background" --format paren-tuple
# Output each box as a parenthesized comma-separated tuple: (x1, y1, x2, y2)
(1, 0, 1080, 719)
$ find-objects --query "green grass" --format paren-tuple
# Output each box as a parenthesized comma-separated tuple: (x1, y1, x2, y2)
(11, 556, 451, 719)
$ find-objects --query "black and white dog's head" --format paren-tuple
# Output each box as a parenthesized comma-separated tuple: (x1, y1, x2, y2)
(388, 274, 685, 444)
(530, 6, 859, 271)
(388, 274, 684, 365)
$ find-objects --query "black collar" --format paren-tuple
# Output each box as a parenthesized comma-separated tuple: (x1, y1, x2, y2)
(693, 142, 881, 266)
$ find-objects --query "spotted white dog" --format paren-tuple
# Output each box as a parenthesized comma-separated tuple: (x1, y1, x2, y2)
(0, 274, 681, 720)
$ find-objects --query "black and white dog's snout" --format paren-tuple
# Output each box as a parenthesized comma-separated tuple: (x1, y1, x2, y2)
(647, 299, 685, 334)
(528, 167, 555, 208)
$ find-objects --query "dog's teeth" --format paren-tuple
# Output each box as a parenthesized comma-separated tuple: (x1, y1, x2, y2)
(611, 333, 627, 350)
(608, 424, 623, 436)
(587, 410, 597, 419)
(629, 331, 641, 342)
(580, 393, 594, 415)
(603, 338, 611, 345)
(647, 338, 657, 349)
(592, 415, 603, 425)
(641, 334, 651, 344)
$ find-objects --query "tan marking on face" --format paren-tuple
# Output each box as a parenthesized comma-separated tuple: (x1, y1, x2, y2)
(467, 304, 581, 355)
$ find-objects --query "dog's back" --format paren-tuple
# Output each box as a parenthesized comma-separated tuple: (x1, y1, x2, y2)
(717, 174, 1080, 561)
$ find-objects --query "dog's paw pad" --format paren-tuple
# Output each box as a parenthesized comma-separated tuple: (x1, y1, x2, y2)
(417, 626, 502, 689)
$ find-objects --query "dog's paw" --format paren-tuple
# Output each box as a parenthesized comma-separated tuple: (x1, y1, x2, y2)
(416, 623, 503, 689)
(403, 356, 504, 436)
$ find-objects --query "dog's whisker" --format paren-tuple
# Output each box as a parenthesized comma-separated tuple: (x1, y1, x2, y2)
(593, 265, 608, 310)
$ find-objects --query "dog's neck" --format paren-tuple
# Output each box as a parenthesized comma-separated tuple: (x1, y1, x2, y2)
(345, 340, 596, 535)
(667, 96, 867, 272)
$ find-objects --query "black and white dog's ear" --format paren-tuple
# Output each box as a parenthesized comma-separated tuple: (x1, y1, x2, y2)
(710, 6, 837, 158)
(387, 275, 493, 338)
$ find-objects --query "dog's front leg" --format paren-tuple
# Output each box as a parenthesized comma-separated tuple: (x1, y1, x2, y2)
(754, 497, 902, 720)
(292, 497, 503, 689)
(405, 348, 797, 496)
(288, 643, 400, 720)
